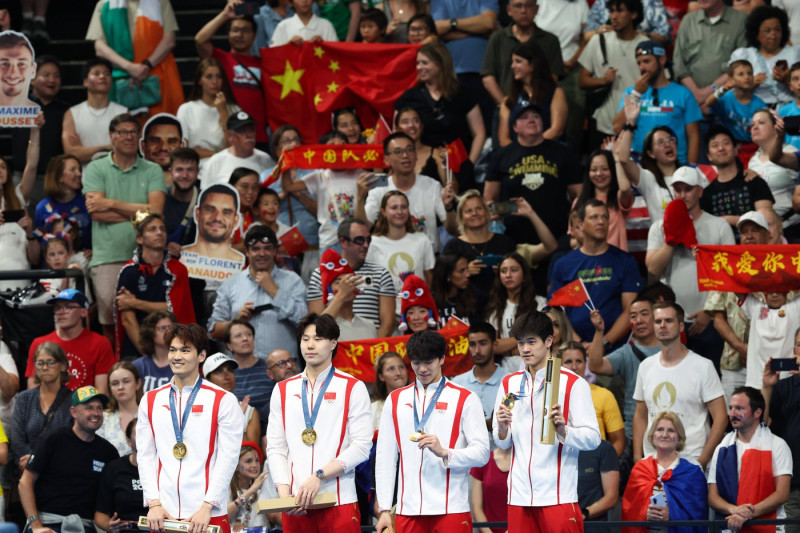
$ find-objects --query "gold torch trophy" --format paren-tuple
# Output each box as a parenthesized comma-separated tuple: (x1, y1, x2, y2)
(539, 354, 561, 445)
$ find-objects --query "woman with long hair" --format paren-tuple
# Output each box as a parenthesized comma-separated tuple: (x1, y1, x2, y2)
(574, 149, 633, 250)
(749, 109, 800, 239)
(34, 154, 90, 251)
(10, 342, 72, 472)
(498, 40, 568, 147)
(370, 351, 408, 429)
(484, 253, 546, 356)
(367, 190, 435, 308)
(177, 58, 240, 163)
(331, 107, 365, 144)
(229, 167, 261, 252)
(430, 253, 476, 327)
(228, 442, 270, 531)
(394, 107, 447, 184)
(97, 361, 143, 455)
(545, 306, 577, 352)
(615, 95, 702, 223)
(394, 41, 485, 189)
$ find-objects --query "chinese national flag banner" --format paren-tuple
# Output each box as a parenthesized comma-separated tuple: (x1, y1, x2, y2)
(281, 144, 385, 170)
(370, 114, 393, 145)
(279, 224, 310, 257)
(549, 279, 590, 307)
(336, 320, 471, 381)
(446, 138, 469, 173)
(696, 245, 800, 292)
(262, 42, 420, 143)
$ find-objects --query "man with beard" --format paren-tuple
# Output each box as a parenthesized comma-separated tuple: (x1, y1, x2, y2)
(163, 148, 200, 257)
(613, 40, 702, 163)
(140, 114, 185, 187)
(17, 386, 118, 533)
(183, 183, 244, 264)
(209, 225, 307, 358)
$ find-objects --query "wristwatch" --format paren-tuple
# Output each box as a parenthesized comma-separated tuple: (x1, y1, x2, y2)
(581, 508, 590, 520)
(315, 468, 325, 480)
(26, 515, 38, 527)
(450, 18, 458, 30)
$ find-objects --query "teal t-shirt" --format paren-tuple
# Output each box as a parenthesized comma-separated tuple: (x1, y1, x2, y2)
(83, 153, 166, 267)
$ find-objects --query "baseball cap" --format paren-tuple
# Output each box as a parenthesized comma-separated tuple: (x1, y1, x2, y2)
(510, 102, 545, 126)
(47, 288, 89, 309)
(636, 40, 666, 58)
(737, 211, 769, 231)
(671, 166, 703, 188)
(227, 111, 256, 131)
(72, 385, 110, 407)
(203, 352, 239, 376)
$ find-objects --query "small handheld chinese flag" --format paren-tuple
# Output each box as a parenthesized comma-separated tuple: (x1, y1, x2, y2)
(279, 224, 310, 257)
(548, 279, 590, 308)
(371, 115, 392, 145)
(446, 138, 469, 173)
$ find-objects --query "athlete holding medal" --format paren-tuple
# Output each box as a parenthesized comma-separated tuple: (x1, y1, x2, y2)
(138, 324, 244, 533)
(375, 330, 489, 533)
(493, 312, 600, 533)
(266, 313, 372, 532)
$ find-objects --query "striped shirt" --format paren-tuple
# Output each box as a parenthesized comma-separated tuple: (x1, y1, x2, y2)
(307, 261, 395, 329)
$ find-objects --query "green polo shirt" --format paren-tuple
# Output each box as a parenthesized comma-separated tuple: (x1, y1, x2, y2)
(83, 152, 166, 267)
(673, 5, 747, 88)
(481, 24, 564, 94)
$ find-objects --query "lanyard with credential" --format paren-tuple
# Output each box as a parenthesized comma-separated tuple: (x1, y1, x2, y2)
(411, 378, 446, 441)
(169, 378, 202, 460)
(301, 368, 335, 445)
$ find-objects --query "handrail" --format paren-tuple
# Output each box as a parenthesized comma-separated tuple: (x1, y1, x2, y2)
(0, 268, 84, 281)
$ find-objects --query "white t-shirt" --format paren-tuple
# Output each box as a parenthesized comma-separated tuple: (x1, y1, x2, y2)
(270, 14, 338, 46)
(176, 100, 241, 167)
(741, 294, 800, 389)
(336, 314, 378, 342)
(748, 147, 800, 228)
(647, 210, 735, 315)
(366, 232, 435, 313)
(199, 148, 275, 190)
(535, 0, 589, 60)
(302, 169, 360, 250)
(364, 175, 447, 251)
(578, 31, 648, 135)
(633, 350, 725, 462)
(70, 100, 128, 151)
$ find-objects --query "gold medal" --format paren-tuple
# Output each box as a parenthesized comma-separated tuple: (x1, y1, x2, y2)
(301, 428, 317, 445)
(173, 442, 187, 459)
(409, 431, 424, 442)
(502, 393, 516, 410)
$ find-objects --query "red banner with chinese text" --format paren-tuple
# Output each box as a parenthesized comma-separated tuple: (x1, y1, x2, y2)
(696, 245, 800, 292)
(335, 320, 472, 382)
(281, 144, 385, 171)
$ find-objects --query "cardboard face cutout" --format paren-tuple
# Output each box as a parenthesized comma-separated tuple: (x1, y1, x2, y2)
(0, 31, 40, 126)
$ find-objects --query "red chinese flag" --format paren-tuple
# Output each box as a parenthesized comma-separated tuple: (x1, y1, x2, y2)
(446, 138, 468, 173)
(279, 225, 310, 257)
(263, 42, 420, 144)
(371, 115, 392, 145)
(548, 279, 590, 308)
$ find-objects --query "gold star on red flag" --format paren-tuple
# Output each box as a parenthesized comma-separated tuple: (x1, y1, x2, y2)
(313, 46, 324, 58)
(329, 60, 340, 73)
(270, 61, 304, 99)
(327, 81, 340, 93)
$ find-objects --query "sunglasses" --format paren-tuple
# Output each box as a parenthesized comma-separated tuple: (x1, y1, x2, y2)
(343, 236, 371, 247)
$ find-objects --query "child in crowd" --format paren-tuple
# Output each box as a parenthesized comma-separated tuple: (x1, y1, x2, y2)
(332, 107, 365, 144)
(255, 188, 289, 238)
(779, 61, 800, 150)
(705, 60, 766, 163)
(228, 441, 277, 532)
(359, 8, 388, 43)
(39, 235, 80, 295)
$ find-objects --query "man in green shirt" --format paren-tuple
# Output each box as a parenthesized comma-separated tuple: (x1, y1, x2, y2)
(83, 112, 166, 343)
(673, 0, 747, 109)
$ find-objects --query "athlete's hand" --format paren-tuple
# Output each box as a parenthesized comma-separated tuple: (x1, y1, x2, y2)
(375, 510, 394, 533)
(496, 404, 512, 433)
(417, 433, 447, 459)
(187, 502, 212, 533)
(146, 503, 174, 532)
(548, 403, 567, 439)
(296, 474, 322, 510)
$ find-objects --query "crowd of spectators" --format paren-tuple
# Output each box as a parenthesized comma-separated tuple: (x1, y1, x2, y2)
(4, 0, 800, 530)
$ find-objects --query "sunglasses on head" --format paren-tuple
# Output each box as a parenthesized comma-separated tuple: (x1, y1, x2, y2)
(245, 235, 276, 248)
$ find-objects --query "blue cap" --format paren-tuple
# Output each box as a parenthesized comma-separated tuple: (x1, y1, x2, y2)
(47, 288, 89, 309)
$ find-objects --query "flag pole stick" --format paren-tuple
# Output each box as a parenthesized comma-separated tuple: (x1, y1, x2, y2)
(579, 278, 596, 311)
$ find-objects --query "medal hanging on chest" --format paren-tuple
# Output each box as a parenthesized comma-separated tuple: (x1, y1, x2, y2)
(301, 369, 335, 446)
